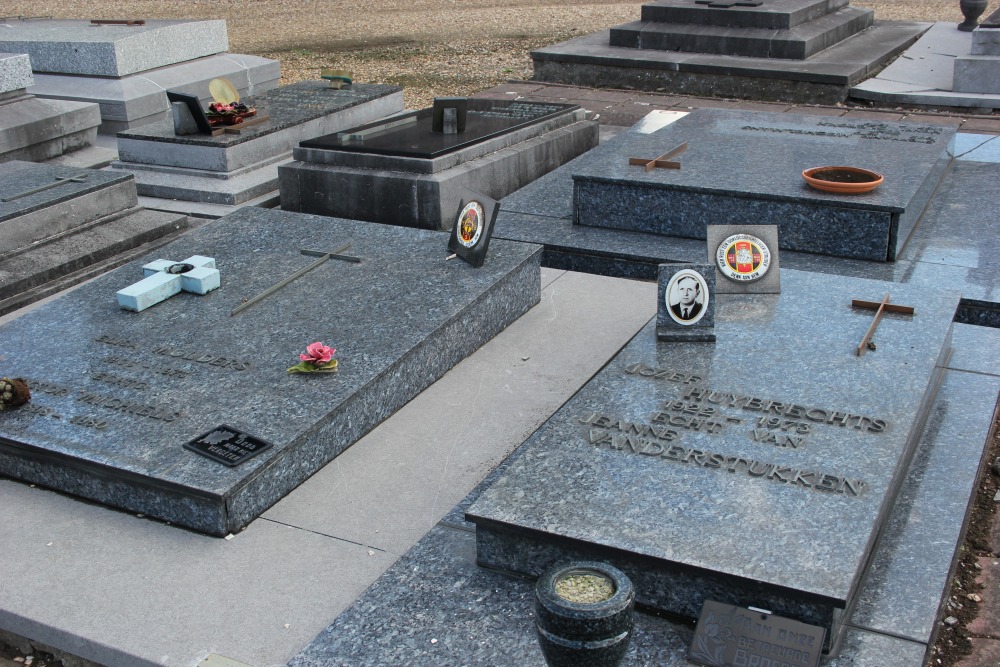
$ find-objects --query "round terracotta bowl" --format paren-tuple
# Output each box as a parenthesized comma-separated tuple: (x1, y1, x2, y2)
(803, 166, 884, 194)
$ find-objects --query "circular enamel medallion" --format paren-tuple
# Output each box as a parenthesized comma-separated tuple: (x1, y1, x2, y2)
(666, 269, 709, 326)
(716, 233, 771, 283)
(455, 202, 484, 249)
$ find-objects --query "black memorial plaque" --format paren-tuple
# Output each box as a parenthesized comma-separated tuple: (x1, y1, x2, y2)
(184, 425, 274, 467)
(688, 600, 824, 667)
(448, 188, 499, 268)
(300, 99, 579, 159)
(165, 90, 213, 135)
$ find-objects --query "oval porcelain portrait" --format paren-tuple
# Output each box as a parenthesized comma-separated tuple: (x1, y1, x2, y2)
(666, 269, 709, 326)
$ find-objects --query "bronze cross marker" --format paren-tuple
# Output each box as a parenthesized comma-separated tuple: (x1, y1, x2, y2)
(231, 243, 360, 316)
(628, 141, 688, 171)
(851, 293, 915, 357)
(2, 173, 90, 202)
(694, 0, 763, 7)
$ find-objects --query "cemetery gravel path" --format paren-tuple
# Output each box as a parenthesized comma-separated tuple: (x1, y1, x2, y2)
(0, 0, 977, 108)
(0, 1, 997, 666)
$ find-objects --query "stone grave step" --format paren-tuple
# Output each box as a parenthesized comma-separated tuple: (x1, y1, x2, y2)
(639, 0, 850, 30)
(466, 269, 960, 653)
(568, 109, 954, 261)
(0, 162, 138, 255)
(0, 208, 541, 536)
(610, 5, 874, 59)
(0, 207, 191, 315)
(0, 95, 101, 164)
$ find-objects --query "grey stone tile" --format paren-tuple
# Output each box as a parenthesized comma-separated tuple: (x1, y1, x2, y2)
(0, 479, 395, 667)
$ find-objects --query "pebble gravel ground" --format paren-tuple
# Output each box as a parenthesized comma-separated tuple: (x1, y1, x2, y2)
(0, 0, 968, 108)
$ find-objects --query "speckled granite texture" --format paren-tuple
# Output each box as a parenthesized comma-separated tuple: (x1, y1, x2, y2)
(290, 340, 998, 666)
(0, 52, 32, 94)
(467, 269, 959, 643)
(0, 19, 228, 77)
(0, 161, 132, 224)
(570, 109, 954, 261)
(0, 208, 540, 536)
(495, 120, 999, 327)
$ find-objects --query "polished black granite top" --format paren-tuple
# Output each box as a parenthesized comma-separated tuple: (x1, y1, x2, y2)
(300, 100, 579, 158)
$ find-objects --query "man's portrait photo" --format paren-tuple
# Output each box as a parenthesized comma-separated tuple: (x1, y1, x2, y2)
(667, 269, 709, 326)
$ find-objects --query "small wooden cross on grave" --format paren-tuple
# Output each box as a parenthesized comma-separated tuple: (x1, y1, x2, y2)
(851, 293, 915, 357)
(116, 256, 220, 312)
(231, 244, 360, 316)
(628, 141, 689, 171)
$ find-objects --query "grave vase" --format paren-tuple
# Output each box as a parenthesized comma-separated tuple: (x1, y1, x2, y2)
(959, 0, 989, 31)
(534, 561, 635, 667)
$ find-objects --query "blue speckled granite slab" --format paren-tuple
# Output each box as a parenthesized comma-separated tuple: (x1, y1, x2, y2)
(466, 269, 959, 646)
(0, 208, 540, 536)
(570, 109, 954, 261)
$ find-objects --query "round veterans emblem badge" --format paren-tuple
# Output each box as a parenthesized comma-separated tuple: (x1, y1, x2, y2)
(455, 201, 484, 249)
(716, 233, 771, 283)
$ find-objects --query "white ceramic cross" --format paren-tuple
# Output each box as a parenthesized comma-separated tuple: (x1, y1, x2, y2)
(116, 255, 220, 312)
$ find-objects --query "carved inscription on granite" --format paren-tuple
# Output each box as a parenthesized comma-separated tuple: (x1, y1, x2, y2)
(739, 121, 944, 145)
(573, 364, 890, 498)
(17, 334, 254, 431)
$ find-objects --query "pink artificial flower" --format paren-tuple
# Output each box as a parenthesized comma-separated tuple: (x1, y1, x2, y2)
(300, 342, 335, 365)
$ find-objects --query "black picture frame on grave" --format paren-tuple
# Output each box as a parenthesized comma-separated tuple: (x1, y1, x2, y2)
(448, 188, 499, 268)
(166, 89, 214, 135)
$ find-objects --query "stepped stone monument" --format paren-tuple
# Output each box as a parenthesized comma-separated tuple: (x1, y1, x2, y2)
(110, 81, 404, 212)
(0, 161, 190, 316)
(0, 18, 280, 133)
(0, 52, 101, 163)
(531, 0, 930, 103)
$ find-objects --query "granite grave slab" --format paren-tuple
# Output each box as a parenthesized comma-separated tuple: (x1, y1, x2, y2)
(0, 52, 102, 164)
(570, 108, 954, 261)
(466, 269, 960, 652)
(111, 81, 404, 207)
(280, 99, 599, 230)
(0, 161, 189, 315)
(0, 19, 228, 77)
(0, 207, 541, 536)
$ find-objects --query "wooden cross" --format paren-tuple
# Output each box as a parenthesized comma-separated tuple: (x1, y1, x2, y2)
(851, 293, 915, 357)
(231, 244, 360, 316)
(628, 141, 688, 171)
(117, 256, 220, 312)
(2, 173, 90, 202)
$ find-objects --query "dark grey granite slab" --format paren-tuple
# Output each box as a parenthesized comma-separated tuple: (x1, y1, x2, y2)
(117, 82, 401, 149)
(611, 6, 874, 60)
(530, 23, 931, 105)
(571, 109, 954, 261)
(0, 161, 132, 225)
(466, 269, 959, 642)
(0, 208, 541, 536)
(290, 328, 998, 665)
(847, 370, 1000, 644)
(639, 0, 851, 31)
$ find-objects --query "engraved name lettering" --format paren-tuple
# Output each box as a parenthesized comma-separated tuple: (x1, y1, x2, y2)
(76, 390, 181, 421)
(151, 345, 250, 371)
